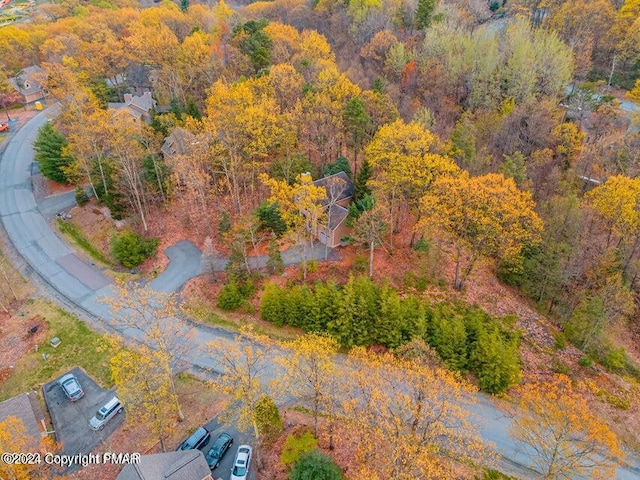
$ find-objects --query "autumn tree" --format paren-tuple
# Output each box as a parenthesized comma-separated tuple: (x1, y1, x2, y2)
(99, 282, 193, 420)
(627, 78, 640, 103)
(261, 172, 326, 279)
(350, 196, 388, 278)
(342, 348, 487, 479)
(420, 173, 543, 290)
(510, 375, 624, 479)
(206, 78, 287, 214)
(365, 119, 460, 248)
(276, 334, 340, 445)
(109, 340, 178, 452)
(207, 326, 278, 468)
(0, 416, 34, 480)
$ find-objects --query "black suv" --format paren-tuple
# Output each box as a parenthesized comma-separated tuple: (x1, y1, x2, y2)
(205, 432, 233, 470)
(177, 426, 210, 451)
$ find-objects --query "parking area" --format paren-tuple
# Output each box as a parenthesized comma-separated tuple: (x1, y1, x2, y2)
(42, 367, 124, 470)
(188, 416, 256, 480)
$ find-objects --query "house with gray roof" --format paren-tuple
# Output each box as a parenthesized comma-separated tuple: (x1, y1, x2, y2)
(116, 450, 213, 480)
(312, 171, 354, 248)
(0, 392, 46, 449)
(9, 66, 48, 104)
(108, 91, 156, 123)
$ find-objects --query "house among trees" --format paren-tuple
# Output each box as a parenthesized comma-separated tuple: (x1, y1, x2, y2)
(8, 66, 48, 104)
(161, 128, 191, 159)
(108, 91, 156, 123)
(312, 171, 354, 248)
(116, 450, 213, 480)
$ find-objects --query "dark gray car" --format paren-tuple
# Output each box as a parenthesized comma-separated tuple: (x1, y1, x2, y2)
(177, 426, 210, 451)
(57, 373, 84, 401)
(205, 432, 233, 470)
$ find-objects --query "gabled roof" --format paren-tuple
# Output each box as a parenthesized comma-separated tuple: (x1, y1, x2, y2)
(327, 204, 349, 231)
(312, 171, 354, 206)
(116, 450, 213, 480)
(9, 66, 46, 96)
(0, 392, 44, 449)
(161, 128, 192, 158)
(108, 92, 156, 118)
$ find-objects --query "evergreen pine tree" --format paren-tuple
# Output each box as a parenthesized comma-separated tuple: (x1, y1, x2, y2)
(354, 159, 372, 203)
(415, 0, 437, 29)
(33, 123, 73, 183)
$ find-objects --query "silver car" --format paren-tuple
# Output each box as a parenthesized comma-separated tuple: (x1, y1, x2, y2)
(57, 373, 84, 401)
(230, 445, 252, 480)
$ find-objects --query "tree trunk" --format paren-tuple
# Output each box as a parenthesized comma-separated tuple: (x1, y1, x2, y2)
(369, 239, 375, 278)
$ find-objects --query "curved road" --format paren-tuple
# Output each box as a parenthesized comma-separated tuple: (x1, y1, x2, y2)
(1, 109, 639, 480)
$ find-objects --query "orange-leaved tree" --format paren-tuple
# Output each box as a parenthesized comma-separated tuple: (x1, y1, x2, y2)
(509, 375, 624, 479)
(0, 416, 34, 480)
(419, 172, 543, 290)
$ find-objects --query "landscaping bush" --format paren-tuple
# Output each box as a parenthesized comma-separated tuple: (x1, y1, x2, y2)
(281, 431, 318, 468)
(110, 229, 158, 268)
(254, 395, 283, 440)
(217, 281, 245, 310)
(289, 450, 343, 480)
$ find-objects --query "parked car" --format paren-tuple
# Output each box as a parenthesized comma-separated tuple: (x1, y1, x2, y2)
(89, 396, 123, 430)
(0, 123, 8, 132)
(57, 373, 84, 401)
(205, 432, 233, 470)
(177, 426, 210, 451)
(230, 445, 252, 480)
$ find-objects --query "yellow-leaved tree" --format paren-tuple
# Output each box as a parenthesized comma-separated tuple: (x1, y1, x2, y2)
(509, 375, 624, 479)
(260, 172, 326, 279)
(419, 172, 543, 290)
(365, 119, 460, 248)
(207, 326, 279, 469)
(275, 333, 340, 447)
(0, 416, 34, 480)
(342, 348, 489, 479)
(109, 339, 178, 453)
(100, 282, 195, 421)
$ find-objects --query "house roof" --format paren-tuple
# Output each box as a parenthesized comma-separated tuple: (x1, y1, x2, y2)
(9, 66, 45, 96)
(0, 392, 44, 448)
(327, 204, 349, 231)
(312, 171, 354, 206)
(161, 128, 192, 158)
(108, 92, 156, 118)
(116, 450, 212, 480)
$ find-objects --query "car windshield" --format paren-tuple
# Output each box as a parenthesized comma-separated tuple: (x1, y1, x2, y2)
(95, 409, 107, 420)
(232, 466, 247, 476)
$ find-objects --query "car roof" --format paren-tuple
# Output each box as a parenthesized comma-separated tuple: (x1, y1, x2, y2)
(58, 373, 77, 384)
(235, 446, 251, 464)
(101, 397, 120, 411)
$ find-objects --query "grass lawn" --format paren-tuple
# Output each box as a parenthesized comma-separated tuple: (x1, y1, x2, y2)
(56, 219, 113, 266)
(0, 299, 115, 401)
(186, 298, 303, 342)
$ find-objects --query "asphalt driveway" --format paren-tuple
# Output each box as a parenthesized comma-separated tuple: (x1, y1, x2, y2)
(43, 367, 123, 472)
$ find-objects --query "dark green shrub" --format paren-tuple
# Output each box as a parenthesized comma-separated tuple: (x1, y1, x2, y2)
(218, 211, 232, 235)
(578, 355, 593, 367)
(281, 431, 318, 467)
(75, 186, 89, 206)
(289, 450, 343, 480)
(110, 229, 158, 268)
(217, 281, 245, 310)
(322, 157, 352, 178)
(255, 202, 287, 237)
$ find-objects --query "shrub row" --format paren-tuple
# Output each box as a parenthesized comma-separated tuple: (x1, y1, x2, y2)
(260, 276, 521, 393)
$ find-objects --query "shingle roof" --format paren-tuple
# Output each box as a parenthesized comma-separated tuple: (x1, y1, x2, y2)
(9, 66, 45, 96)
(327, 204, 349, 230)
(116, 450, 212, 480)
(312, 171, 354, 206)
(0, 392, 43, 448)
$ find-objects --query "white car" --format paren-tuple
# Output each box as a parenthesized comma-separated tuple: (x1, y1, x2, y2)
(230, 445, 252, 480)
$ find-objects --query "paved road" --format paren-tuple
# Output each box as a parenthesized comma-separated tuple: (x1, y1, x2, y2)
(2, 108, 640, 480)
